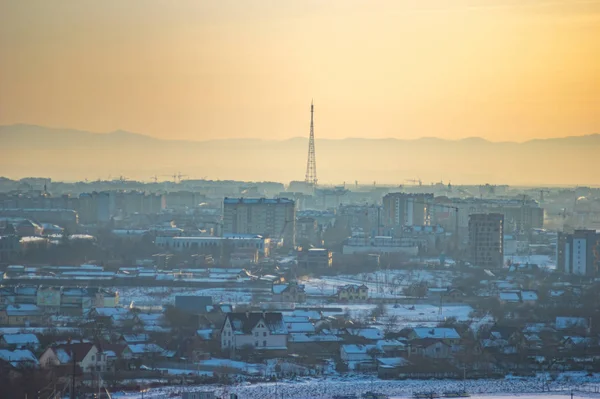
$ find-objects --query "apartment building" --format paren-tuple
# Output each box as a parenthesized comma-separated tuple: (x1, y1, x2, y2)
(223, 198, 296, 248)
(468, 213, 504, 269)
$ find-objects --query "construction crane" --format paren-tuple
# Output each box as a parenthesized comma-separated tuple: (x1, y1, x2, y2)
(405, 178, 422, 186)
(539, 189, 550, 203)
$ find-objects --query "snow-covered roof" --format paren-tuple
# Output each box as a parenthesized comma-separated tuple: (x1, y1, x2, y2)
(291, 310, 322, 320)
(347, 328, 383, 340)
(342, 344, 375, 354)
(283, 315, 309, 323)
(376, 357, 410, 368)
(92, 307, 129, 317)
(1, 333, 39, 346)
(375, 339, 406, 350)
(127, 343, 165, 354)
(6, 304, 41, 315)
(288, 333, 342, 343)
(285, 322, 315, 334)
(121, 334, 149, 343)
(521, 291, 538, 301)
(272, 284, 288, 294)
(0, 349, 39, 367)
(499, 292, 520, 302)
(411, 327, 460, 340)
(556, 317, 588, 330)
(196, 329, 213, 340)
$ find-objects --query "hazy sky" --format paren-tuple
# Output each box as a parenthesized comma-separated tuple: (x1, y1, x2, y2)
(1, 0, 599, 142)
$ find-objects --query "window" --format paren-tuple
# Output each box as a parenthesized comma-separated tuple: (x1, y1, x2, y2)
(263, 332, 267, 337)
(255, 332, 258, 337)
(255, 341, 259, 347)
(91, 355, 95, 361)
(263, 340, 267, 347)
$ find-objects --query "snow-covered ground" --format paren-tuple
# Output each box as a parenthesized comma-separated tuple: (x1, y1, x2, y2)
(302, 269, 457, 299)
(118, 286, 264, 307)
(110, 374, 600, 399)
(327, 303, 474, 325)
(504, 254, 556, 270)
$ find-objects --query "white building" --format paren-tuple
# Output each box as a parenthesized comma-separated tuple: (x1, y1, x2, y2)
(342, 236, 418, 256)
(557, 230, 600, 276)
(155, 235, 270, 257)
(220, 312, 288, 351)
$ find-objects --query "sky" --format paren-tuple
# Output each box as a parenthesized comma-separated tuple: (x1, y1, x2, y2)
(1, 0, 600, 142)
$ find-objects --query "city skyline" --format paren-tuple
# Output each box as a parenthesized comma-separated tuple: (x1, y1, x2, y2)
(2, 0, 599, 142)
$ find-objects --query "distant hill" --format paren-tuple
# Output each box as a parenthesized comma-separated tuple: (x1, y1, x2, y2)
(1, 124, 598, 185)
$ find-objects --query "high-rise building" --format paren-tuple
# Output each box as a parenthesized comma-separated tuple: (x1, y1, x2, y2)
(468, 213, 504, 269)
(557, 229, 600, 276)
(382, 193, 433, 228)
(223, 198, 296, 248)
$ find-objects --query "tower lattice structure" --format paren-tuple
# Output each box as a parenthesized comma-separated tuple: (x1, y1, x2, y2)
(305, 100, 318, 185)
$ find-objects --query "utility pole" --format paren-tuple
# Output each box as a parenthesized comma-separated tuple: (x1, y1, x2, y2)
(71, 348, 76, 399)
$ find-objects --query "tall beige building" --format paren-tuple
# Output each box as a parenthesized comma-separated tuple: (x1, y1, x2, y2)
(223, 198, 296, 248)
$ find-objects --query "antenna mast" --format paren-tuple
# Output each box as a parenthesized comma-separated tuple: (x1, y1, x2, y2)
(305, 100, 318, 185)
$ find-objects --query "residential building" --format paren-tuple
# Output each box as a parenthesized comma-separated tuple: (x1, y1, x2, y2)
(382, 193, 433, 228)
(0, 304, 44, 326)
(272, 282, 306, 303)
(296, 217, 319, 246)
(468, 213, 504, 269)
(39, 343, 109, 373)
(297, 248, 332, 269)
(155, 235, 270, 257)
(220, 312, 288, 351)
(557, 230, 600, 276)
(223, 198, 296, 248)
(0, 333, 40, 350)
(342, 236, 418, 256)
(337, 284, 368, 302)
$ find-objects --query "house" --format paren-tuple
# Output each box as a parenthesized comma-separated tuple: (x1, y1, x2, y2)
(36, 286, 62, 313)
(124, 343, 166, 359)
(119, 334, 150, 344)
(498, 291, 520, 304)
(520, 290, 538, 305)
(556, 317, 589, 332)
(410, 339, 453, 359)
(337, 284, 369, 302)
(407, 328, 461, 346)
(377, 357, 411, 379)
(341, 344, 376, 362)
(0, 333, 40, 350)
(39, 343, 109, 373)
(0, 304, 44, 326)
(0, 349, 39, 372)
(272, 282, 306, 303)
(220, 312, 288, 351)
(346, 328, 384, 341)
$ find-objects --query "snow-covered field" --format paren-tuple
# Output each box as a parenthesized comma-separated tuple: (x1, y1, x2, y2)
(302, 269, 457, 299)
(118, 286, 264, 307)
(111, 375, 600, 399)
(328, 303, 474, 325)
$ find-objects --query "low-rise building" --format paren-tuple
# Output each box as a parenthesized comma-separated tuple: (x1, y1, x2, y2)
(337, 284, 368, 302)
(39, 343, 109, 373)
(0, 333, 40, 350)
(272, 282, 306, 303)
(220, 312, 288, 352)
(0, 304, 44, 326)
(297, 248, 332, 270)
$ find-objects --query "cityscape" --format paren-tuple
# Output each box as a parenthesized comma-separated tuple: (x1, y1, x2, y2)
(1, 1, 600, 399)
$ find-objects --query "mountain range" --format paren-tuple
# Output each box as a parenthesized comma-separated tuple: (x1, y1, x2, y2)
(1, 124, 598, 185)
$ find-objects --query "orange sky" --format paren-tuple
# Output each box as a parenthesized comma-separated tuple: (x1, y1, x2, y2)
(1, 0, 599, 142)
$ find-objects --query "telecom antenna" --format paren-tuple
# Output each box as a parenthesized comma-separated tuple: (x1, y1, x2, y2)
(305, 100, 318, 185)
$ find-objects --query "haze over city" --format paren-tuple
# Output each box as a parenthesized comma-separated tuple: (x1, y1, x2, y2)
(2, 0, 599, 142)
(3, 2, 600, 398)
